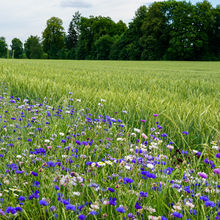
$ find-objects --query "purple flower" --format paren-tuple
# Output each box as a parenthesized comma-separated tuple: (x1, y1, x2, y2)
(50, 206, 56, 211)
(0, 209, 5, 215)
(153, 114, 158, 117)
(216, 153, 220, 159)
(127, 213, 135, 218)
(213, 169, 220, 175)
(198, 172, 208, 179)
(116, 206, 126, 213)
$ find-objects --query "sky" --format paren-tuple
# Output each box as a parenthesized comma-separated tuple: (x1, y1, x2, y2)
(0, 0, 219, 46)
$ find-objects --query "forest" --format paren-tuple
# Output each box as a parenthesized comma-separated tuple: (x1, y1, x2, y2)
(0, 0, 219, 60)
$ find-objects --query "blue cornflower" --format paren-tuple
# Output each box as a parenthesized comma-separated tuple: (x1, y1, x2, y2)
(109, 197, 117, 206)
(90, 211, 98, 215)
(61, 139, 66, 144)
(123, 177, 133, 184)
(116, 206, 126, 213)
(47, 161, 56, 168)
(66, 204, 76, 211)
(61, 199, 70, 205)
(200, 195, 209, 201)
(33, 181, 40, 187)
(127, 213, 135, 218)
(15, 207, 22, 212)
(205, 201, 215, 207)
(78, 215, 86, 220)
(31, 171, 38, 176)
(54, 185, 59, 191)
(50, 206, 56, 212)
(18, 196, 26, 201)
(39, 200, 49, 206)
(6, 207, 16, 214)
(108, 187, 115, 192)
(139, 191, 148, 197)
(190, 209, 197, 215)
(172, 212, 183, 218)
(182, 131, 188, 135)
(135, 202, 142, 209)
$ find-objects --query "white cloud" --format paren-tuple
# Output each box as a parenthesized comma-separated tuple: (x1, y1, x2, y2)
(60, 0, 92, 8)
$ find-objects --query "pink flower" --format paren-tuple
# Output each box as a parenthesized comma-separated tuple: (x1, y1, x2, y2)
(142, 133, 148, 139)
(198, 172, 208, 179)
(213, 168, 220, 175)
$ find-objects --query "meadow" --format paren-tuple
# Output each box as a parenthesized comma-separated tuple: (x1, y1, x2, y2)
(0, 59, 219, 219)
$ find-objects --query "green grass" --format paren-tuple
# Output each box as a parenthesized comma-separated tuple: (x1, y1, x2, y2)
(0, 59, 219, 148)
(0, 60, 219, 219)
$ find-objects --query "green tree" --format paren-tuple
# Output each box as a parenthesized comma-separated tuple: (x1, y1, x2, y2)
(75, 16, 127, 59)
(164, 0, 215, 60)
(11, 38, 23, 58)
(110, 6, 148, 60)
(0, 37, 7, 58)
(42, 17, 65, 59)
(140, 2, 169, 60)
(66, 12, 81, 59)
(24, 36, 43, 59)
(211, 5, 220, 59)
(94, 35, 114, 59)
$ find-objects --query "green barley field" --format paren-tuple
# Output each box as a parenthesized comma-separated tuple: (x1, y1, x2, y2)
(1, 59, 219, 148)
(0, 59, 220, 219)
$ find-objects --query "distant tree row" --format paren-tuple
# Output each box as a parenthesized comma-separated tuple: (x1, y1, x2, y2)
(0, 0, 219, 60)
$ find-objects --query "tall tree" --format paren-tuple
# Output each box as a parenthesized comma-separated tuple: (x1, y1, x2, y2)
(11, 38, 23, 58)
(141, 2, 169, 60)
(94, 35, 114, 59)
(42, 17, 65, 59)
(66, 11, 81, 52)
(110, 6, 148, 60)
(211, 5, 220, 59)
(24, 35, 43, 59)
(0, 37, 7, 58)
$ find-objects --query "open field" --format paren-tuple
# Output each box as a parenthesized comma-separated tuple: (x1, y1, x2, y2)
(0, 60, 220, 147)
(0, 59, 219, 219)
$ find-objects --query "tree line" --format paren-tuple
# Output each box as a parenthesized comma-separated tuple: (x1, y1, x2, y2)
(0, 0, 219, 60)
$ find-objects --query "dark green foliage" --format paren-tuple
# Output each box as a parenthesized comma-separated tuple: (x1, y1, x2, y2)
(2, 0, 219, 60)
(42, 17, 65, 59)
(66, 12, 81, 59)
(74, 16, 127, 60)
(0, 37, 7, 58)
(94, 35, 114, 60)
(24, 36, 43, 59)
(11, 38, 23, 58)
